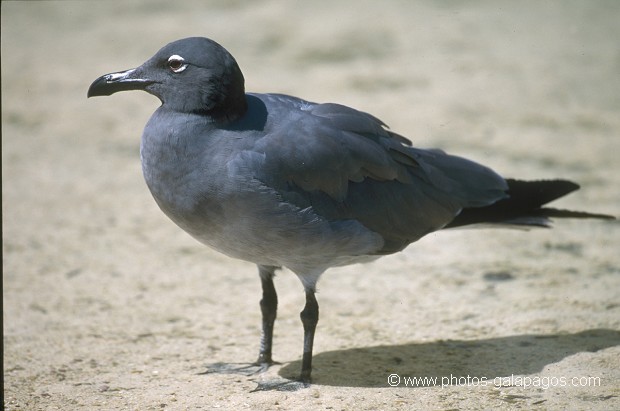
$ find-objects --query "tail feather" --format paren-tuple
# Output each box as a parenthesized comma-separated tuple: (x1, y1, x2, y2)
(445, 179, 615, 229)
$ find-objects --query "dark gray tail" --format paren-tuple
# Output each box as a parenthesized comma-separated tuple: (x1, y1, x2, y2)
(445, 179, 615, 229)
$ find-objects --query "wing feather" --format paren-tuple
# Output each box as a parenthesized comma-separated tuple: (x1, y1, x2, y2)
(242, 95, 508, 252)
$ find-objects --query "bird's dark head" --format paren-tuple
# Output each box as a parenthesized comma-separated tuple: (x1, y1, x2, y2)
(87, 37, 247, 122)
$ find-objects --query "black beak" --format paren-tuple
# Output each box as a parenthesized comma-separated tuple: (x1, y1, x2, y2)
(87, 68, 154, 97)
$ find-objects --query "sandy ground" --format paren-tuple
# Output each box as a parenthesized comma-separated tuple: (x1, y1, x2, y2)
(3, 1, 620, 410)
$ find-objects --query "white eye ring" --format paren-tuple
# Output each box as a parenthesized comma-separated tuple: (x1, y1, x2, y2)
(168, 55, 188, 73)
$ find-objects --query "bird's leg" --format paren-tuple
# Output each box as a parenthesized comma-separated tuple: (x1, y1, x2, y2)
(299, 288, 319, 383)
(256, 265, 278, 367)
(249, 285, 318, 392)
(200, 265, 279, 377)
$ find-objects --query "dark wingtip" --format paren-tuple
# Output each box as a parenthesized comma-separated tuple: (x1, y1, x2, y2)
(505, 179, 581, 208)
(445, 179, 614, 228)
(535, 208, 616, 220)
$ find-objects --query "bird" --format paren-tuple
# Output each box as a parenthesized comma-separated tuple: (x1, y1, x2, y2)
(88, 37, 614, 387)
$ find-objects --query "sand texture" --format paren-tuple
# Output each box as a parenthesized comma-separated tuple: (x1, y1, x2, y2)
(3, 1, 619, 410)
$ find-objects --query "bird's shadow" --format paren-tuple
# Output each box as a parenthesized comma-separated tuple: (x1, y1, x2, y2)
(277, 329, 619, 387)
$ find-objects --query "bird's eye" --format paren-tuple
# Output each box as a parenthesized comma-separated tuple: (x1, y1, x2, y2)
(167, 55, 188, 73)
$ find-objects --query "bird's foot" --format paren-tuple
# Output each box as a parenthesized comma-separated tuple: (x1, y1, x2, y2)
(251, 377, 311, 392)
(199, 360, 278, 376)
(201, 361, 312, 392)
